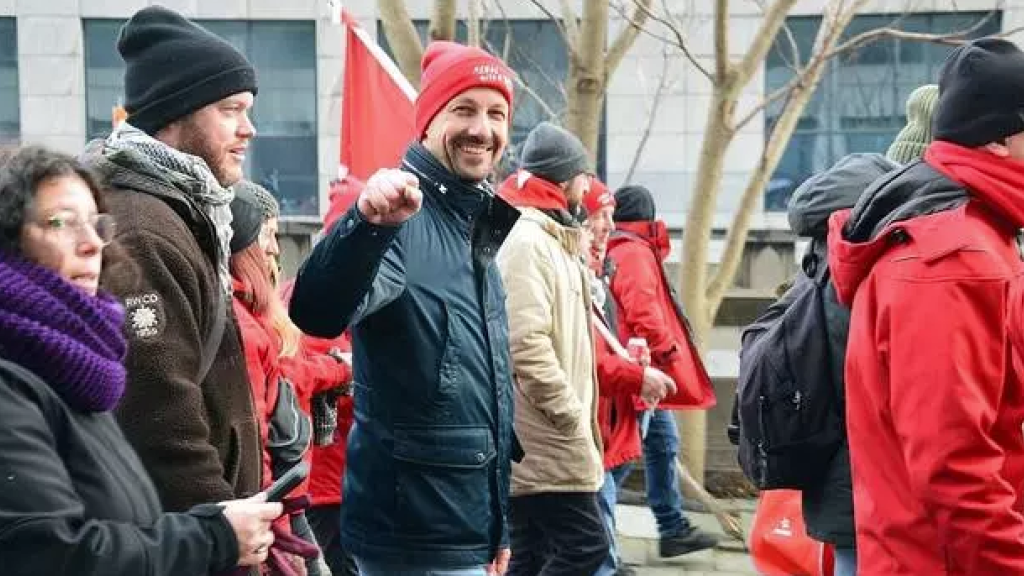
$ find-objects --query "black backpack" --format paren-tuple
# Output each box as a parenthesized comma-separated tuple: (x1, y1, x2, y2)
(732, 243, 846, 490)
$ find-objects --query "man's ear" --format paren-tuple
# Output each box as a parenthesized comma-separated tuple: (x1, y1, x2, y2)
(153, 119, 182, 149)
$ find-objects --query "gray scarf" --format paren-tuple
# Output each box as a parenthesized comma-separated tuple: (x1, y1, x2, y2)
(103, 123, 235, 293)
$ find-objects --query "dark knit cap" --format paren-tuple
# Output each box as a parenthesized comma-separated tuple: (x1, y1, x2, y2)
(520, 122, 590, 184)
(934, 38, 1024, 147)
(613, 185, 657, 222)
(229, 190, 263, 254)
(117, 6, 258, 135)
(234, 180, 279, 220)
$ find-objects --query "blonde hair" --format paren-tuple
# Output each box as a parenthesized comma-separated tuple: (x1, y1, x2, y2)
(230, 243, 300, 358)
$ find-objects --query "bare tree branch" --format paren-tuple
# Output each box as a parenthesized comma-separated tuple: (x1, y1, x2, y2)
(558, 0, 582, 48)
(706, 0, 863, 312)
(733, 0, 800, 87)
(467, 0, 482, 47)
(481, 39, 562, 119)
(606, 0, 655, 78)
(624, 49, 675, 182)
(377, 0, 425, 86)
(828, 16, 1020, 59)
(733, 72, 802, 130)
(526, 0, 576, 62)
(429, 0, 457, 41)
(714, 0, 729, 79)
(619, 0, 712, 81)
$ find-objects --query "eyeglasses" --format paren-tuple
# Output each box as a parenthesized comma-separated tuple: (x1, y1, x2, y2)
(35, 212, 116, 246)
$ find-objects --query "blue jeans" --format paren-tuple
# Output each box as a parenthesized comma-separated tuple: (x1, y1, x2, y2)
(355, 558, 487, 576)
(642, 409, 689, 538)
(833, 546, 857, 576)
(595, 467, 632, 576)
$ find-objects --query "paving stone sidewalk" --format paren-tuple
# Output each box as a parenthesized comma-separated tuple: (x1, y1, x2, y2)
(615, 500, 759, 575)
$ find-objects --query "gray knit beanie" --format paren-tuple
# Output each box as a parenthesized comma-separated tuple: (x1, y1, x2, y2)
(886, 84, 939, 164)
(520, 121, 590, 184)
(233, 180, 279, 220)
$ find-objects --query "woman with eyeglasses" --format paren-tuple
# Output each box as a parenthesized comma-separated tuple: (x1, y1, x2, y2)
(0, 146, 283, 575)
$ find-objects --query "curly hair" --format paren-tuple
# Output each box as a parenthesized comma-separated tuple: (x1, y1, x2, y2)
(0, 145, 135, 286)
(0, 146, 109, 254)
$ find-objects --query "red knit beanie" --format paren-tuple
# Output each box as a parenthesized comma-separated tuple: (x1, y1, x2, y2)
(582, 177, 615, 215)
(415, 41, 515, 138)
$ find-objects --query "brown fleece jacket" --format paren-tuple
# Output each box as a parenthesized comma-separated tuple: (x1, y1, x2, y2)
(90, 149, 262, 512)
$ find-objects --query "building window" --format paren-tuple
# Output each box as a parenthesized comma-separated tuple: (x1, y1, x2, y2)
(83, 19, 319, 217)
(378, 20, 606, 178)
(0, 18, 19, 144)
(764, 12, 1000, 211)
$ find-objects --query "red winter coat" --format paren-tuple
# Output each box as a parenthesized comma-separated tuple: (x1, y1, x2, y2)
(606, 222, 715, 409)
(279, 279, 354, 506)
(592, 312, 644, 470)
(232, 281, 280, 491)
(828, 142, 1024, 575)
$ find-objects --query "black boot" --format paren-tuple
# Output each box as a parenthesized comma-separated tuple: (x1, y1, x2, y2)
(658, 526, 719, 558)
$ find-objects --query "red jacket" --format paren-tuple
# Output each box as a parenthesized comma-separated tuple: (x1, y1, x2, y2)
(280, 279, 354, 506)
(606, 222, 715, 409)
(232, 283, 279, 491)
(592, 313, 644, 470)
(827, 142, 1024, 575)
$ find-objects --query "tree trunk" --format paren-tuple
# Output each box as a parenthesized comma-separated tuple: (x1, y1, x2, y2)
(378, 0, 425, 87)
(429, 0, 457, 41)
(467, 0, 482, 47)
(705, 67, 826, 319)
(676, 90, 736, 484)
(564, 0, 608, 160)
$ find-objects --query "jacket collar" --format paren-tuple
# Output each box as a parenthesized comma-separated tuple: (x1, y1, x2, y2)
(402, 143, 492, 221)
(518, 207, 584, 257)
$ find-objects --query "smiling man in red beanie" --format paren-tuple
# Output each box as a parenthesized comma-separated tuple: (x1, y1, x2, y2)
(290, 41, 522, 576)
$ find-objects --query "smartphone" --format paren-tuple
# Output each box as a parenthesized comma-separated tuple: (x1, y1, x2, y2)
(265, 461, 309, 502)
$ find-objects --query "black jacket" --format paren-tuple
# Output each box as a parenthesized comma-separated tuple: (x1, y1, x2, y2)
(87, 143, 262, 511)
(290, 144, 520, 567)
(0, 359, 236, 576)
(786, 153, 898, 547)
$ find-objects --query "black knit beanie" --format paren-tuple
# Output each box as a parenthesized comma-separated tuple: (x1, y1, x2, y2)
(118, 6, 258, 135)
(520, 122, 590, 184)
(934, 38, 1024, 147)
(229, 190, 263, 254)
(613, 185, 656, 222)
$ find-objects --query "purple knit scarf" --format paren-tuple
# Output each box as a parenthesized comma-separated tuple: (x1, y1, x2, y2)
(0, 251, 127, 412)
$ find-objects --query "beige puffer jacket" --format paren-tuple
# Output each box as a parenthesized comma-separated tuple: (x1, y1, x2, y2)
(497, 208, 604, 496)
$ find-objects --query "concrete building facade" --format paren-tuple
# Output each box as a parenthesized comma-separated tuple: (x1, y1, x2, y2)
(3, 0, 1022, 231)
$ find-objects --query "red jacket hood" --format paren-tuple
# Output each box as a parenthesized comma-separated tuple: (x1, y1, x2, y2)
(827, 209, 898, 307)
(828, 142, 1024, 307)
(497, 170, 569, 212)
(607, 220, 671, 260)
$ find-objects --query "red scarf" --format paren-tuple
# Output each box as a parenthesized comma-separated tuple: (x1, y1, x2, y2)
(616, 220, 671, 260)
(926, 140, 1024, 228)
(497, 171, 569, 211)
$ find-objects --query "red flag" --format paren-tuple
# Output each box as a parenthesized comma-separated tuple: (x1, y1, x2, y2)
(340, 10, 417, 181)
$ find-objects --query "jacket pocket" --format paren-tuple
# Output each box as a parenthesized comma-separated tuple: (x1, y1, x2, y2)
(227, 419, 262, 496)
(392, 426, 496, 546)
(225, 425, 241, 490)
